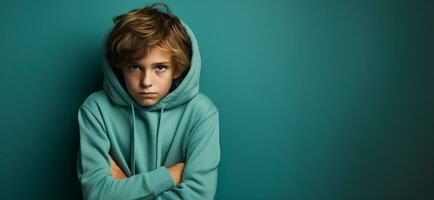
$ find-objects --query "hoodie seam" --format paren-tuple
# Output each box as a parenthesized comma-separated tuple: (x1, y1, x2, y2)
(81, 106, 107, 134)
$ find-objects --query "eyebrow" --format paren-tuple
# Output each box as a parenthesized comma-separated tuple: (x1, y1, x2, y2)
(151, 62, 171, 66)
(131, 61, 171, 68)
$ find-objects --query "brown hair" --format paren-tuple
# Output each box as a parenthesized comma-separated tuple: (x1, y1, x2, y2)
(105, 3, 192, 74)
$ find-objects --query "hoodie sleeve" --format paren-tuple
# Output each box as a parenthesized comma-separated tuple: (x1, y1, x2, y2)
(77, 106, 175, 200)
(154, 111, 220, 200)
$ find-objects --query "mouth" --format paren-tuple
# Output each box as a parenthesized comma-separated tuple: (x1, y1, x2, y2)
(138, 92, 157, 94)
(137, 92, 157, 97)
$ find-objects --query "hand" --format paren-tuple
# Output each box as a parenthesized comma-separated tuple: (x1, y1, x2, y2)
(109, 155, 127, 179)
(167, 162, 185, 186)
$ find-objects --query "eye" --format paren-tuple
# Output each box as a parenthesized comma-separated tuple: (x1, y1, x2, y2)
(155, 65, 168, 73)
(128, 64, 141, 72)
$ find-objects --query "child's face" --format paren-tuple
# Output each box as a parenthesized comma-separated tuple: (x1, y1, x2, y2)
(122, 47, 181, 107)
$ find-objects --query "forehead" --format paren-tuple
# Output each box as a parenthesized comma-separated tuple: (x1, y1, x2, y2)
(135, 46, 171, 64)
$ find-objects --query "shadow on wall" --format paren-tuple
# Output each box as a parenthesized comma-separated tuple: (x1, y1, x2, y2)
(67, 43, 105, 199)
(44, 39, 104, 199)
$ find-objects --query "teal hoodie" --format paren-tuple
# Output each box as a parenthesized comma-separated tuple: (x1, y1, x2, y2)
(76, 21, 220, 200)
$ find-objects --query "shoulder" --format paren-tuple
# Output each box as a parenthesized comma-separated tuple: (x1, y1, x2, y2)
(79, 90, 111, 113)
(187, 92, 219, 117)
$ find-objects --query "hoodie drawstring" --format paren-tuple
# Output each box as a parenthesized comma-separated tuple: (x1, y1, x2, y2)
(130, 104, 136, 175)
(129, 105, 165, 174)
(156, 107, 165, 168)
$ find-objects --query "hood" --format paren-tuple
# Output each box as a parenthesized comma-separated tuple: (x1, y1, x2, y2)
(100, 20, 201, 174)
(102, 20, 201, 112)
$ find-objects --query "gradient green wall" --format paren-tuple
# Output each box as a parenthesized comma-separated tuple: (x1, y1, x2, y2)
(1, 0, 433, 199)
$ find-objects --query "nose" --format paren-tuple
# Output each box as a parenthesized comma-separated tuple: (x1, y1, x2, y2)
(140, 71, 152, 88)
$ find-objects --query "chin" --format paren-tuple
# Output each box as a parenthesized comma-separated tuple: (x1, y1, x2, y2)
(139, 99, 157, 107)
(139, 102, 155, 107)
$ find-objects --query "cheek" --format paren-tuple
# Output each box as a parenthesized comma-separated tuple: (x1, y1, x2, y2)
(163, 79, 174, 89)
(157, 73, 174, 88)
(124, 75, 138, 89)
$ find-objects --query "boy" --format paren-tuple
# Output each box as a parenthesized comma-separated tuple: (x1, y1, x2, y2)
(76, 3, 220, 200)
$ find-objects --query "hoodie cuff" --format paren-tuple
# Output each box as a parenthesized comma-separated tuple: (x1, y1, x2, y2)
(148, 166, 175, 196)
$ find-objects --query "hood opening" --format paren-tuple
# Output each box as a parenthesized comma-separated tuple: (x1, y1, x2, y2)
(102, 20, 200, 111)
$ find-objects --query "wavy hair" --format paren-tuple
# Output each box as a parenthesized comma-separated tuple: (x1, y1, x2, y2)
(106, 3, 192, 74)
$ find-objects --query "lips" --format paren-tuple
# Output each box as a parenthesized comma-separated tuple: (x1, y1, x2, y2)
(137, 92, 157, 98)
(137, 92, 157, 95)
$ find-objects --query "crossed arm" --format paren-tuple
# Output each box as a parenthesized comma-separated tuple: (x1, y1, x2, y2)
(108, 155, 185, 185)
(78, 106, 220, 199)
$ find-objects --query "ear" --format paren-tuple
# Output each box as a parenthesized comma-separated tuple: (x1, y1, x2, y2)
(173, 70, 182, 79)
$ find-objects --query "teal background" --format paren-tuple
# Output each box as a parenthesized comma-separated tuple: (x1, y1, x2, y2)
(1, 0, 433, 199)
